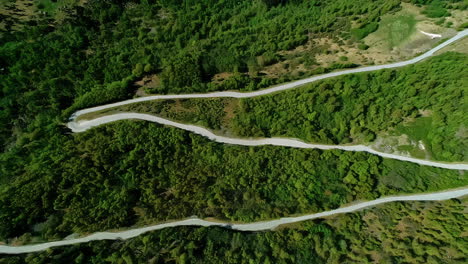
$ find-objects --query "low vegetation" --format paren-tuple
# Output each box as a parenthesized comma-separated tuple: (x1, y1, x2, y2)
(379, 13, 417, 48)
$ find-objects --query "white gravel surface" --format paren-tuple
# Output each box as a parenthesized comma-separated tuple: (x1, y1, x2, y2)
(68, 113, 468, 170)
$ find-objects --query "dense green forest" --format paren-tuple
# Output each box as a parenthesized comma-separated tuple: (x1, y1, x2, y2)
(109, 52, 468, 162)
(1, 121, 466, 244)
(1, 0, 467, 260)
(2, 198, 466, 263)
(1, 0, 405, 151)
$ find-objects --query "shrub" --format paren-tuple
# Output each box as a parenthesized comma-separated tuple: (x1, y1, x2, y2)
(358, 43, 369, 50)
(351, 22, 379, 40)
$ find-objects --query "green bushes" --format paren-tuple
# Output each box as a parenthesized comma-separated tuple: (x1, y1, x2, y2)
(358, 43, 369, 50)
(422, 0, 451, 18)
(0, 0, 465, 254)
(351, 22, 379, 40)
(160, 52, 204, 93)
(0, 0, 406, 148)
(61, 75, 136, 120)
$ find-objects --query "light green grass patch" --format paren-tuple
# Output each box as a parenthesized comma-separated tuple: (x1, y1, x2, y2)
(36, 0, 57, 13)
(393, 117, 433, 157)
(395, 117, 432, 141)
(36, 0, 79, 16)
(379, 13, 417, 48)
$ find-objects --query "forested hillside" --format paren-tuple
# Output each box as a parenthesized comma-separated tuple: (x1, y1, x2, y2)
(2, 198, 466, 263)
(107, 52, 468, 162)
(3, 0, 446, 152)
(1, 0, 467, 261)
(2, 121, 466, 244)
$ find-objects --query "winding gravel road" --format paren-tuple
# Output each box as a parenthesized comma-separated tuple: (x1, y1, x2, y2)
(67, 30, 468, 170)
(70, 29, 467, 119)
(4, 29, 462, 255)
(1, 188, 467, 254)
(68, 113, 468, 170)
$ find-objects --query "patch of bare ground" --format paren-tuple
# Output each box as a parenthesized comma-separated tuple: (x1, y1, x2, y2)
(418, 109, 432, 117)
(364, 3, 466, 61)
(455, 125, 467, 140)
(259, 4, 467, 80)
(134, 74, 161, 96)
(212, 72, 235, 83)
(260, 34, 352, 78)
(445, 7, 468, 29)
(0, 0, 37, 31)
(314, 37, 379, 67)
(219, 99, 239, 135)
(168, 99, 194, 116)
(371, 133, 430, 159)
(1, 0, 86, 32)
(435, 36, 468, 55)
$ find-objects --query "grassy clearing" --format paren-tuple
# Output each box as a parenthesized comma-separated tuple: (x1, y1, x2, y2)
(0, 0, 81, 32)
(392, 117, 440, 160)
(394, 117, 432, 143)
(361, 2, 466, 66)
(388, 107, 468, 162)
(379, 14, 417, 48)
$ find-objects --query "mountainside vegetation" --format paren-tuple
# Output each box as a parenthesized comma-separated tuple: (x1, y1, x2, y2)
(100, 52, 468, 162)
(1, 120, 467, 244)
(0, 0, 467, 260)
(2, 198, 466, 264)
(1, 0, 409, 153)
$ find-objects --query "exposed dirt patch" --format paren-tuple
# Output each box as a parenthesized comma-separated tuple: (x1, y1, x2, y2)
(0, 0, 84, 32)
(257, 4, 466, 80)
(261, 35, 352, 78)
(418, 109, 433, 117)
(212, 72, 235, 83)
(315, 38, 379, 66)
(454, 125, 467, 140)
(435, 36, 468, 55)
(372, 133, 431, 160)
(364, 3, 465, 62)
(134, 74, 161, 96)
(222, 99, 238, 125)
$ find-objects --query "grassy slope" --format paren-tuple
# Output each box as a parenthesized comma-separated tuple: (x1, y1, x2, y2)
(379, 13, 417, 48)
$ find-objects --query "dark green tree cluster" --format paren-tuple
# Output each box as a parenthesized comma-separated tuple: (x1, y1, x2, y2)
(408, 0, 466, 18)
